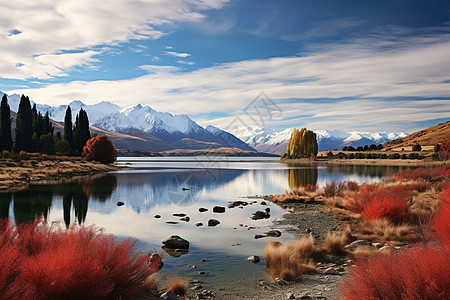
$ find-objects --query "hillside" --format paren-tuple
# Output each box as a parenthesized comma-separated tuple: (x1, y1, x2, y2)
(384, 121, 450, 149)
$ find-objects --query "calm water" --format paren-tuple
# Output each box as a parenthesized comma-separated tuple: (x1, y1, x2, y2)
(0, 157, 417, 288)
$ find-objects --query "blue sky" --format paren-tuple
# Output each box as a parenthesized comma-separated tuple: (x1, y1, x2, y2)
(1, 0, 449, 133)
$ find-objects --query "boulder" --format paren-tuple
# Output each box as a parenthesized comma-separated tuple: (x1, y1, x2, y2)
(199, 207, 208, 213)
(265, 230, 281, 237)
(228, 201, 249, 208)
(345, 239, 373, 251)
(247, 255, 260, 263)
(212, 206, 226, 213)
(162, 235, 190, 249)
(208, 219, 220, 227)
(252, 211, 270, 220)
(116, 201, 124, 206)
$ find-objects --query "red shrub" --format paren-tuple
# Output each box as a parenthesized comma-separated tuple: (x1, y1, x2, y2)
(340, 245, 450, 300)
(0, 219, 161, 299)
(441, 137, 450, 156)
(82, 135, 117, 164)
(344, 184, 378, 213)
(361, 194, 409, 223)
(432, 185, 450, 249)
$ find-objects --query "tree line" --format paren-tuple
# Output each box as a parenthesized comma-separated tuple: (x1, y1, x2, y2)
(0, 94, 91, 156)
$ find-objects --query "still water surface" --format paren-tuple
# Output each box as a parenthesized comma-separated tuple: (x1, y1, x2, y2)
(1, 157, 417, 287)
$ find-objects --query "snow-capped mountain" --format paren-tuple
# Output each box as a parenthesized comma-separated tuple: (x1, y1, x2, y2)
(93, 104, 256, 151)
(237, 127, 407, 155)
(1, 92, 121, 124)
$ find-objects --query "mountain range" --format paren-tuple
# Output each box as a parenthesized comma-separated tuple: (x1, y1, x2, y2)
(1, 91, 408, 155)
(238, 127, 407, 155)
(1, 92, 256, 153)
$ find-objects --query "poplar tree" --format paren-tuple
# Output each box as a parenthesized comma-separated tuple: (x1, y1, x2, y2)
(283, 127, 318, 159)
(14, 95, 33, 153)
(0, 94, 12, 151)
(64, 106, 73, 155)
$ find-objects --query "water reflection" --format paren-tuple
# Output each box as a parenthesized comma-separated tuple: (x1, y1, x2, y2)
(285, 165, 318, 189)
(5, 174, 117, 225)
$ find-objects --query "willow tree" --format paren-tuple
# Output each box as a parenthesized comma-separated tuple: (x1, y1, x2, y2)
(283, 128, 318, 159)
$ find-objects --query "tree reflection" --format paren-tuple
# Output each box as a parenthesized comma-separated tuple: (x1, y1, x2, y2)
(1, 174, 117, 226)
(286, 165, 318, 189)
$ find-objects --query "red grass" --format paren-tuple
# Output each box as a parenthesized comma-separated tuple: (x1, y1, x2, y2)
(344, 184, 377, 213)
(339, 245, 450, 300)
(345, 184, 410, 223)
(0, 218, 161, 300)
(362, 194, 409, 223)
(432, 185, 450, 249)
(395, 165, 450, 182)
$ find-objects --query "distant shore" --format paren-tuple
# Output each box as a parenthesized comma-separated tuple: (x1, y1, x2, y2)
(0, 157, 118, 193)
(281, 157, 447, 167)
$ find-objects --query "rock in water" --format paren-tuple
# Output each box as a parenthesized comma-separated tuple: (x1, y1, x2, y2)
(208, 219, 220, 226)
(247, 255, 260, 263)
(265, 230, 282, 237)
(116, 201, 124, 206)
(199, 207, 208, 213)
(162, 235, 190, 249)
(213, 206, 226, 213)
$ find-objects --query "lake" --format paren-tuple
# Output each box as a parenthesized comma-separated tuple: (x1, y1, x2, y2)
(0, 157, 417, 289)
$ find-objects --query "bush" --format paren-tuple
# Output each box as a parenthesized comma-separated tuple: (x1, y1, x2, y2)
(369, 144, 377, 150)
(377, 144, 384, 150)
(264, 236, 318, 281)
(432, 185, 450, 249)
(412, 144, 422, 151)
(434, 143, 441, 152)
(345, 184, 410, 223)
(356, 146, 364, 151)
(82, 135, 117, 164)
(347, 153, 354, 159)
(339, 245, 450, 300)
(0, 219, 162, 299)
(55, 139, 71, 156)
(407, 153, 420, 159)
(389, 153, 400, 159)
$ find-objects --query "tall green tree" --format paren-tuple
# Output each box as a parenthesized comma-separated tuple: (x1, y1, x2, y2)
(0, 94, 12, 151)
(14, 95, 33, 153)
(283, 127, 318, 159)
(73, 108, 91, 156)
(64, 106, 73, 155)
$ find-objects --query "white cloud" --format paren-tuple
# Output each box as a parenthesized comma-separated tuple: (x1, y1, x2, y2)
(7, 27, 450, 132)
(0, 0, 229, 79)
(166, 51, 191, 58)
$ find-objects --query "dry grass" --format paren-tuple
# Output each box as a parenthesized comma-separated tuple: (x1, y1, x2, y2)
(320, 227, 351, 257)
(264, 236, 319, 281)
(167, 277, 188, 296)
(348, 245, 379, 260)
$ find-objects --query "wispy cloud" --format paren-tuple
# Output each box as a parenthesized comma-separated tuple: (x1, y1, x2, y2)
(166, 51, 191, 58)
(0, 0, 228, 80)
(8, 26, 450, 132)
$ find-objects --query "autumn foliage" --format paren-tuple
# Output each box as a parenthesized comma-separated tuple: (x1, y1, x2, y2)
(0, 219, 161, 299)
(344, 184, 410, 223)
(432, 185, 450, 249)
(82, 135, 117, 164)
(340, 245, 450, 300)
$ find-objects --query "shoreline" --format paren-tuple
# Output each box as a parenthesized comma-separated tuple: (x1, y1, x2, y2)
(0, 158, 118, 193)
(283, 158, 447, 166)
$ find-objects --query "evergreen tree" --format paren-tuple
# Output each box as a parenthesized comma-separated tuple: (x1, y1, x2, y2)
(73, 108, 91, 156)
(64, 106, 73, 155)
(44, 112, 54, 135)
(14, 95, 33, 153)
(0, 94, 12, 151)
